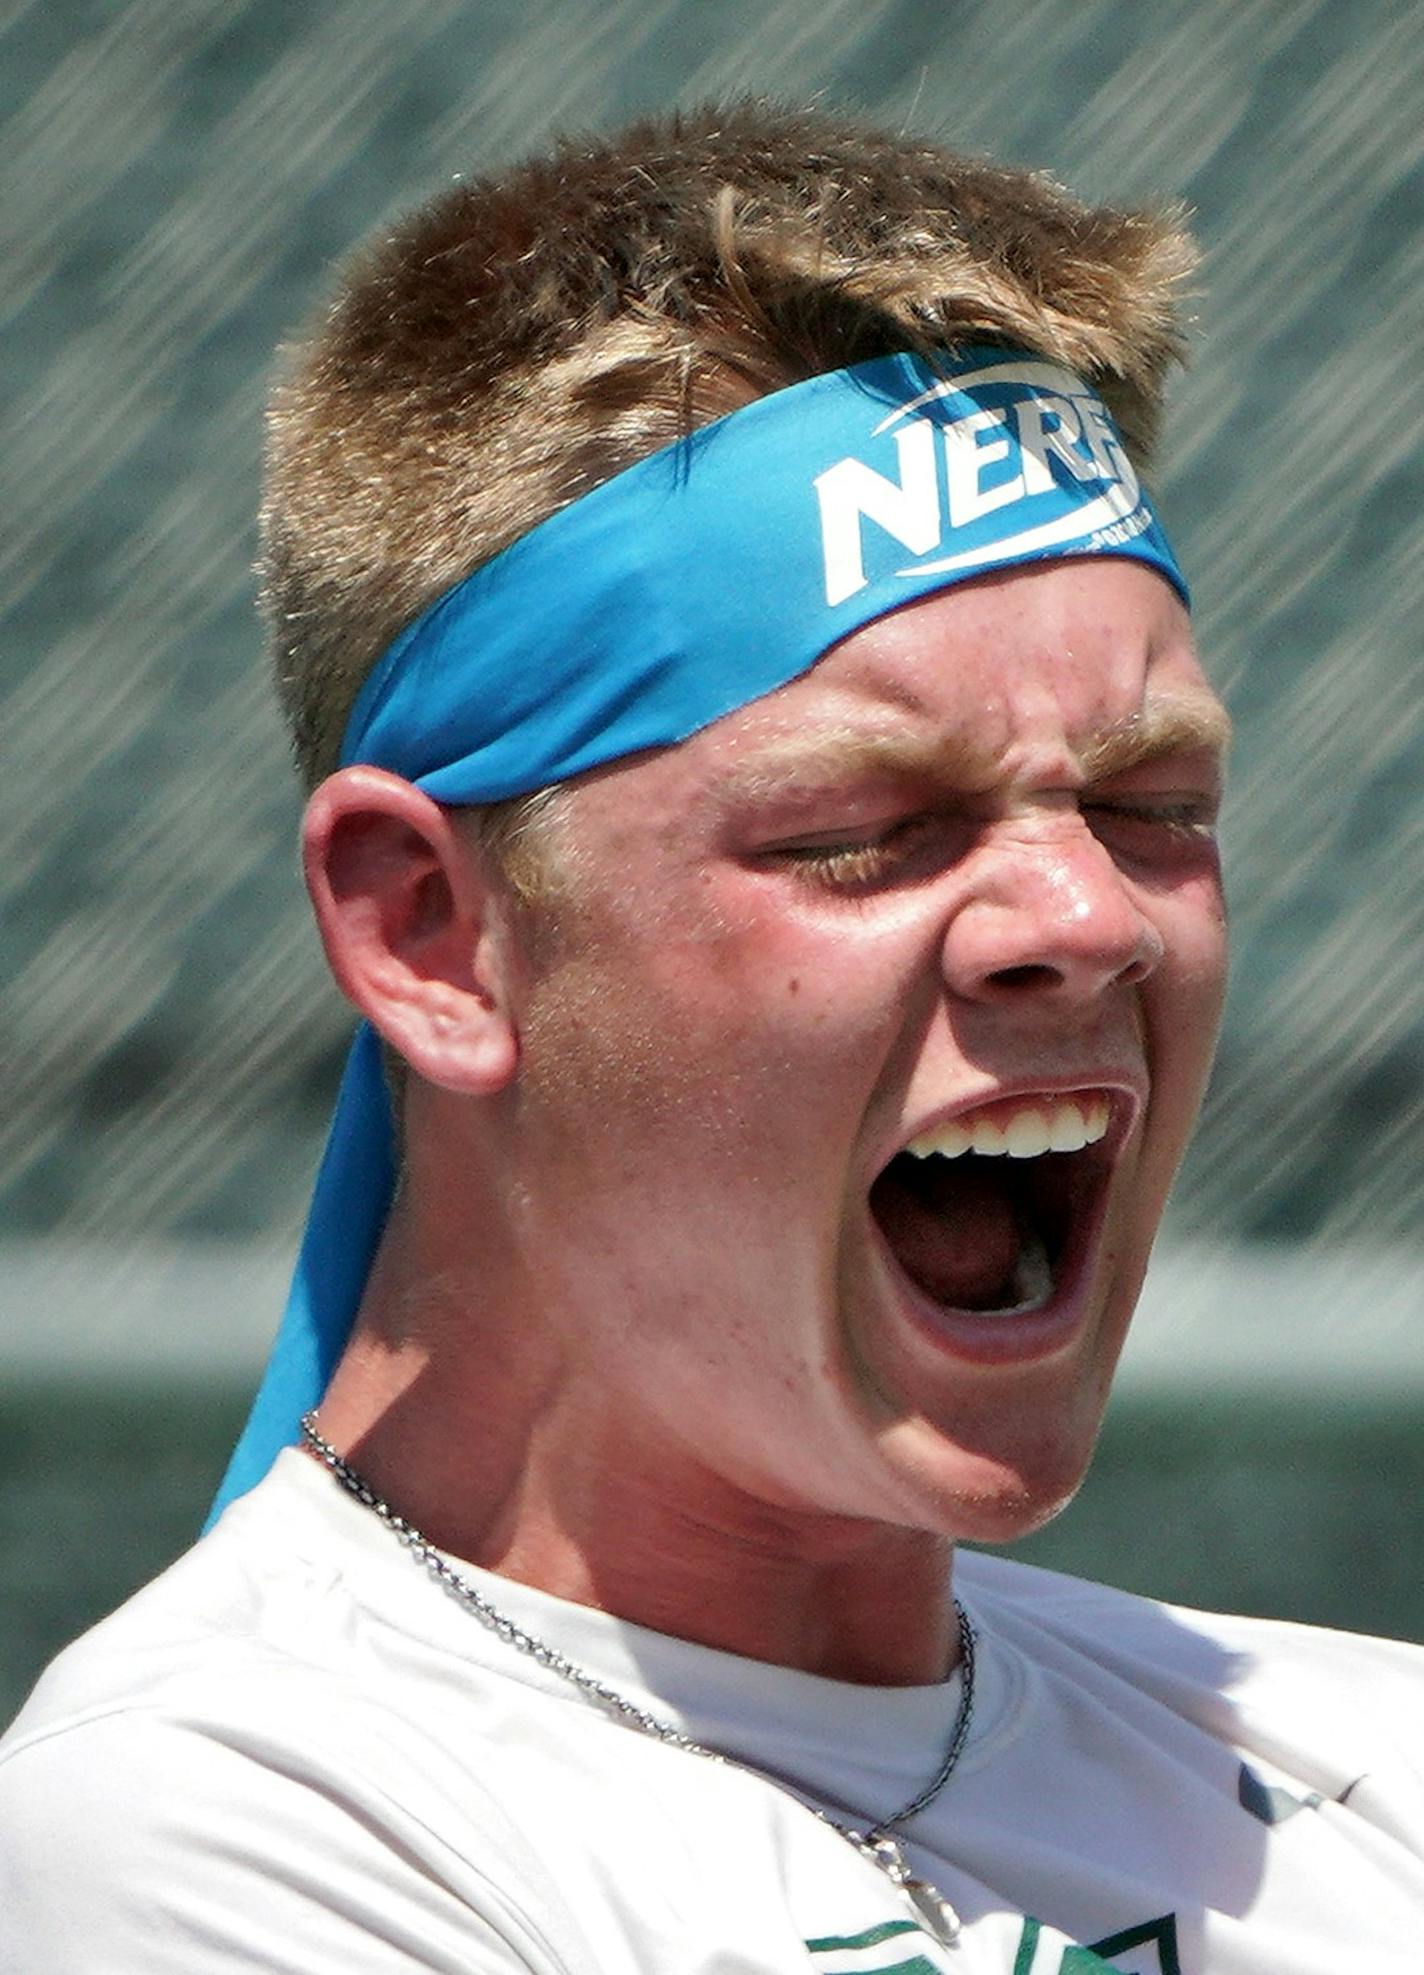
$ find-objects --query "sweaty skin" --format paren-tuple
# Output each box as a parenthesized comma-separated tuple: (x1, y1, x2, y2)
(311, 558, 1228, 1685)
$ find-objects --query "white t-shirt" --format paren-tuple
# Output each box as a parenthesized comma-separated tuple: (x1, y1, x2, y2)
(2, 1449, 1421, 1972)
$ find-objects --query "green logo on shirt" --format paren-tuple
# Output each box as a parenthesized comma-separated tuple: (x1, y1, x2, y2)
(804, 1910, 1181, 1974)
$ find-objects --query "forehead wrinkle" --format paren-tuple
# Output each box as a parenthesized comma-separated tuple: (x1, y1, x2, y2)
(1079, 693, 1233, 780)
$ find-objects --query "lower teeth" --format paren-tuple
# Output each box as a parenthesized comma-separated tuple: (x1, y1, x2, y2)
(980, 1227, 1052, 1316)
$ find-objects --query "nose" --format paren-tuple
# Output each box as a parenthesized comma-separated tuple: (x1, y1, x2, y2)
(942, 823, 1164, 1006)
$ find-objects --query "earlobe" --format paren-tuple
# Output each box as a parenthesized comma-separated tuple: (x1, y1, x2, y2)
(302, 767, 520, 1096)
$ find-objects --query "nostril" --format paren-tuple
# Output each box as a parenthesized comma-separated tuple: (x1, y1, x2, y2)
(988, 963, 1064, 993)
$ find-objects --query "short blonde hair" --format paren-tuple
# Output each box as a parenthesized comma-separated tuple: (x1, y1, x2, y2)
(261, 101, 1196, 797)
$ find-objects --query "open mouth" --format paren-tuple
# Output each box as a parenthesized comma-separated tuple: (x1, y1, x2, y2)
(868, 1093, 1118, 1319)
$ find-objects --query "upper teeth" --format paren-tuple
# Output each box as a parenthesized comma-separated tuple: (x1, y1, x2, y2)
(906, 1095, 1111, 1161)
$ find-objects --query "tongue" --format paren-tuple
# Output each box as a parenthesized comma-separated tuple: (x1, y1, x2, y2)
(871, 1158, 1024, 1309)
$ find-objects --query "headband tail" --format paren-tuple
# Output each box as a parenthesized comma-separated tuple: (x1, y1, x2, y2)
(204, 1022, 396, 1527)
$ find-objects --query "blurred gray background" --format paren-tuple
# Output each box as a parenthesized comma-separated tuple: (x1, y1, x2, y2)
(3, 0, 1422, 1723)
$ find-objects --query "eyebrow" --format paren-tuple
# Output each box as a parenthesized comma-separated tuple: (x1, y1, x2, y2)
(713, 727, 983, 805)
(715, 693, 1232, 806)
(1078, 695, 1233, 779)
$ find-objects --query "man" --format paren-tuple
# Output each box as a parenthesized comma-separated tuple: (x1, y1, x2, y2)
(2, 104, 1421, 1971)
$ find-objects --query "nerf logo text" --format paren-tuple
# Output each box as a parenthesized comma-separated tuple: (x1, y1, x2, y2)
(814, 371, 1143, 608)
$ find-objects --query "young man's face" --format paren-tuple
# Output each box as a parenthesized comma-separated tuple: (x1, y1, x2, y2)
(496, 558, 1228, 1546)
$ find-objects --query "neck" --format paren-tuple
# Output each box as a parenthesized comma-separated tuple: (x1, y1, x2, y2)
(501, 1480, 962, 1687)
(316, 1357, 960, 1689)
(314, 1177, 962, 1686)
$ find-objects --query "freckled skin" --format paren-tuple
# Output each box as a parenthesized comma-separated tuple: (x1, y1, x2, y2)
(322, 559, 1228, 1681)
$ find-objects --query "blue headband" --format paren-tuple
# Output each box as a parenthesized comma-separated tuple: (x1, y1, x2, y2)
(209, 346, 1186, 1521)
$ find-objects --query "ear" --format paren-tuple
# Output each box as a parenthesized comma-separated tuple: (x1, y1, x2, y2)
(301, 766, 520, 1096)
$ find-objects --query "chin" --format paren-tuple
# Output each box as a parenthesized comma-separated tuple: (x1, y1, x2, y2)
(944, 1471, 1085, 1548)
(884, 1400, 1109, 1548)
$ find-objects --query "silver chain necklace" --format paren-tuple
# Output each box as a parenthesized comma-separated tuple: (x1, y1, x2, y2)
(300, 1412, 974, 1948)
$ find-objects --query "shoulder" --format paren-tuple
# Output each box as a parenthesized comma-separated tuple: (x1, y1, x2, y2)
(0, 1463, 578, 1973)
(957, 1547, 1424, 1699)
(0, 1701, 568, 1972)
(2, 1458, 358, 1762)
(957, 1550, 1424, 1828)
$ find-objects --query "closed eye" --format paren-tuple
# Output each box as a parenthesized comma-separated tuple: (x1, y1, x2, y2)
(765, 813, 952, 889)
(1083, 793, 1220, 840)
(763, 789, 1220, 888)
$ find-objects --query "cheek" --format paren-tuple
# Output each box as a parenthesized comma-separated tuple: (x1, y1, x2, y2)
(517, 897, 916, 1173)
(693, 914, 930, 1101)
(1170, 868, 1229, 1021)
(1143, 853, 1228, 1006)
(1137, 873, 1228, 1163)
